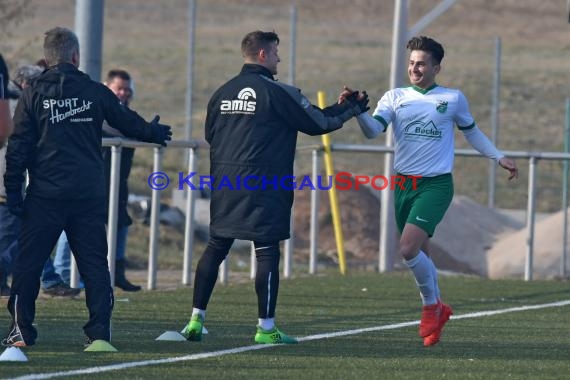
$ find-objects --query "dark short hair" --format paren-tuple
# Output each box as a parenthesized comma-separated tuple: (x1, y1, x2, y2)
(241, 30, 279, 59)
(43, 27, 79, 66)
(406, 36, 444, 64)
(106, 69, 131, 83)
(35, 58, 49, 69)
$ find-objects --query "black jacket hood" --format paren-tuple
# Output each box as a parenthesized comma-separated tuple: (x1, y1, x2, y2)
(33, 62, 90, 99)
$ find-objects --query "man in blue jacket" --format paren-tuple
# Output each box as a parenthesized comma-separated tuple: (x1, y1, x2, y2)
(180, 30, 368, 344)
(2, 27, 171, 348)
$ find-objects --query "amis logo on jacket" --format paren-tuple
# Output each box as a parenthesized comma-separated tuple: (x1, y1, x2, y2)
(220, 87, 256, 114)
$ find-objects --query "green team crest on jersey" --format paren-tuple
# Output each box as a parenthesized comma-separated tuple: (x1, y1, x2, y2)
(436, 100, 448, 113)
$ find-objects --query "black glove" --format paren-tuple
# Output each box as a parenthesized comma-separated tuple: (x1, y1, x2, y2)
(346, 90, 370, 115)
(6, 191, 24, 217)
(149, 115, 172, 147)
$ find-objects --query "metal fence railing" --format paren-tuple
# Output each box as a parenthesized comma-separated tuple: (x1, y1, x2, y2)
(69, 139, 570, 289)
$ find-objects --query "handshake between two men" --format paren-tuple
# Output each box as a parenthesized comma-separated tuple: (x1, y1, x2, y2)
(338, 86, 370, 116)
(143, 86, 370, 149)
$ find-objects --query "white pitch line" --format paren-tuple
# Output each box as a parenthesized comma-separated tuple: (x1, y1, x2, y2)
(6, 299, 570, 380)
(298, 299, 570, 342)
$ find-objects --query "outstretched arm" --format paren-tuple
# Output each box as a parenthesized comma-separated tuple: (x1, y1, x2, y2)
(356, 113, 385, 139)
(338, 86, 385, 139)
(462, 126, 518, 180)
(271, 82, 367, 136)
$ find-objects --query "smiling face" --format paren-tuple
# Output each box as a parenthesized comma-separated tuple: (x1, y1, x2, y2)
(106, 76, 132, 105)
(408, 50, 440, 89)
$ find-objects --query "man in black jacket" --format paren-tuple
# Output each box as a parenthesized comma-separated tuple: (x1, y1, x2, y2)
(180, 30, 368, 344)
(101, 70, 141, 291)
(0, 53, 14, 297)
(53, 69, 142, 292)
(1, 27, 171, 349)
(0, 53, 12, 149)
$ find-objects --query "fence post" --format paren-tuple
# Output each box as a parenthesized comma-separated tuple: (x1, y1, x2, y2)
(182, 146, 198, 285)
(488, 36, 501, 208)
(147, 146, 163, 290)
(288, 5, 297, 86)
(283, 159, 296, 278)
(525, 156, 537, 281)
(562, 98, 570, 277)
(309, 149, 321, 274)
(107, 144, 122, 286)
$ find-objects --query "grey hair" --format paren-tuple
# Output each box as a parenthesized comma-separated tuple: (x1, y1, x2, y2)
(13, 65, 43, 88)
(43, 27, 79, 66)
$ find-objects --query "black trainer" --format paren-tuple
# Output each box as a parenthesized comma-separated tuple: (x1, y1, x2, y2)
(43, 283, 81, 297)
(1, 324, 27, 347)
(84, 335, 94, 348)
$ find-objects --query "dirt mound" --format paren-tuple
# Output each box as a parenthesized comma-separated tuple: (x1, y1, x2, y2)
(292, 178, 380, 268)
(431, 196, 524, 276)
(487, 209, 570, 279)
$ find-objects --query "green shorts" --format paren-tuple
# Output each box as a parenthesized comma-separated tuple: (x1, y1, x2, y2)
(394, 173, 454, 237)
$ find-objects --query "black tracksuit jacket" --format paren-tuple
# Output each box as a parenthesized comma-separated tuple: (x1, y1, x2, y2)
(5, 62, 156, 200)
(206, 64, 358, 241)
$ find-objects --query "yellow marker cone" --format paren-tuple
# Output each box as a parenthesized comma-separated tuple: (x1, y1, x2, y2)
(84, 340, 118, 352)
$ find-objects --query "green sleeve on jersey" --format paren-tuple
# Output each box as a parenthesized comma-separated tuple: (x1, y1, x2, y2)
(457, 122, 476, 131)
(374, 115, 388, 132)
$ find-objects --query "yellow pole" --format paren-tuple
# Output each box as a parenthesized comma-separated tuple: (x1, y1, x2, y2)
(317, 91, 346, 275)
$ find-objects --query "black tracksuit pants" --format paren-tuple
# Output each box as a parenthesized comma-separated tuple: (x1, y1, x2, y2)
(193, 236, 280, 319)
(7, 195, 113, 345)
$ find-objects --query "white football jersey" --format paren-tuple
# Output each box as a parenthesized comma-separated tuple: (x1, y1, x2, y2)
(373, 84, 475, 177)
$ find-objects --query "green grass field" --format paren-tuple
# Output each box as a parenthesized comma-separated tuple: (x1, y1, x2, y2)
(1, 271, 569, 379)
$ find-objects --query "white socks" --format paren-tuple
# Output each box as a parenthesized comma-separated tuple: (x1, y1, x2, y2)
(192, 309, 276, 331)
(406, 250, 437, 306)
(428, 254, 441, 301)
(192, 308, 206, 320)
(258, 317, 275, 331)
